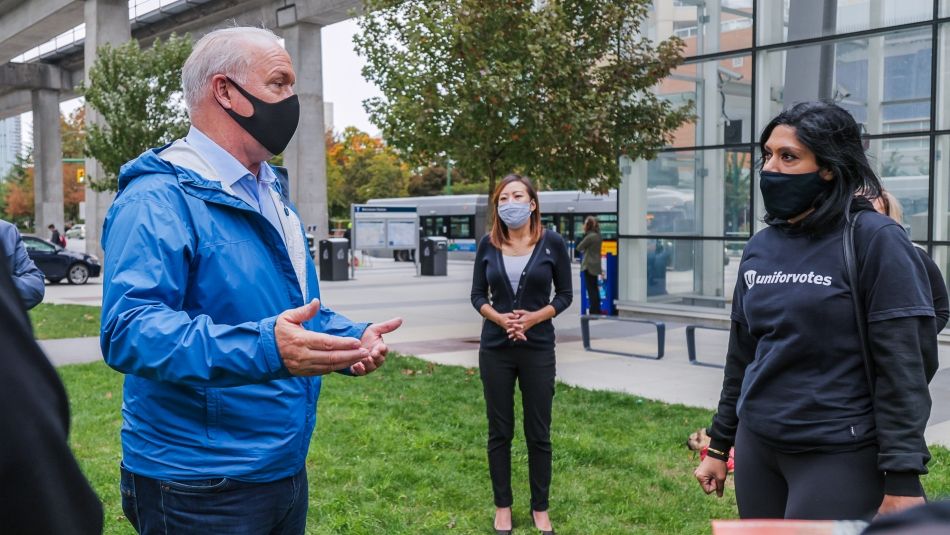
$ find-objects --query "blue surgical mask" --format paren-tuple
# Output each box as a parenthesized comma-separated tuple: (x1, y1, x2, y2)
(498, 202, 532, 229)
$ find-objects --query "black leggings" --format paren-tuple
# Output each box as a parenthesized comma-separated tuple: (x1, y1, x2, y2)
(734, 423, 884, 521)
(479, 347, 556, 511)
(584, 271, 600, 314)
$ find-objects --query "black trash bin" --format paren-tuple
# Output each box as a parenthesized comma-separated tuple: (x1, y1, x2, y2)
(420, 236, 448, 276)
(319, 238, 349, 281)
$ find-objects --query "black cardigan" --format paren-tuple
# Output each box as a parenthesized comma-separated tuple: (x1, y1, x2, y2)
(471, 230, 573, 350)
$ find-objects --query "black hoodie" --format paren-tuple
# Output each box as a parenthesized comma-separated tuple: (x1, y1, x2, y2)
(708, 207, 935, 496)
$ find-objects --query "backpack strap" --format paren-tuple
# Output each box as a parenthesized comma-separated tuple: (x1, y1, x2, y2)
(842, 210, 875, 394)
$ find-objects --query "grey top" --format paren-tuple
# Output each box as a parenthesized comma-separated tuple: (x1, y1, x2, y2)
(503, 250, 533, 296)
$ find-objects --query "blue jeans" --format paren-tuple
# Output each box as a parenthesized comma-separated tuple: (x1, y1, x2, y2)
(120, 464, 308, 534)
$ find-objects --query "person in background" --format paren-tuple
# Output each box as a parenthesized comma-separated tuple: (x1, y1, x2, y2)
(471, 174, 572, 535)
(871, 191, 948, 331)
(575, 216, 603, 314)
(0, 219, 45, 309)
(48, 223, 63, 247)
(0, 255, 102, 534)
(694, 101, 935, 521)
(100, 27, 401, 534)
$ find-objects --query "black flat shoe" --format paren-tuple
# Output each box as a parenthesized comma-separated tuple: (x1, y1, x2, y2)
(495, 530, 511, 535)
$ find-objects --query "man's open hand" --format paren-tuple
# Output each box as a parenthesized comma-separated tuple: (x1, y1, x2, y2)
(350, 317, 403, 375)
(275, 299, 369, 376)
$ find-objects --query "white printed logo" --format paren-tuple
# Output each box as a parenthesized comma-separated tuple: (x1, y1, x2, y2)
(744, 270, 757, 289)
(744, 269, 833, 289)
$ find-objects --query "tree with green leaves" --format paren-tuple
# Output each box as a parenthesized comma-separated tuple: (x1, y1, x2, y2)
(80, 34, 192, 191)
(355, 0, 689, 195)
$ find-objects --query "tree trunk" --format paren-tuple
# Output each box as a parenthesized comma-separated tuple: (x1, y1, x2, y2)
(487, 163, 497, 198)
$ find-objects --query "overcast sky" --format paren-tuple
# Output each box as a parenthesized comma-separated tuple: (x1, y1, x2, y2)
(321, 19, 382, 135)
(21, 18, 381, 147)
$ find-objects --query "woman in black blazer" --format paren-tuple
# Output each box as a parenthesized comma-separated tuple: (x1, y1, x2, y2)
(471, 174, 572, 535)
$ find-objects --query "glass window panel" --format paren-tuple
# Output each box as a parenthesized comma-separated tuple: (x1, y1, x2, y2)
(757, 0, 935, 46)
(934, 136, 950, 240)
(597, 214, 619, 240)
(449, 216, 471, 239)
(659, 54, 753, 147)
(939, 23, 950, 130)
(645, 148, 753, 237)
(942, 0, 950, 17)
(646, 0, 753, 55)
(867, 137, 931, 240)
(618, 238, 745, 308)
(756, 27, 933, 136)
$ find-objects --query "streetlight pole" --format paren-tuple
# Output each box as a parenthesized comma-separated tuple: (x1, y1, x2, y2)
(445, 159, 453, 194)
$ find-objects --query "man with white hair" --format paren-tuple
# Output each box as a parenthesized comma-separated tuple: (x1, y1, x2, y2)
(100, 27, 401, 534)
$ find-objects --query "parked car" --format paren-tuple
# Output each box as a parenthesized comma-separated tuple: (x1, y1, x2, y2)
(22, 235, 101, 284)
(65, 224, 85, 240)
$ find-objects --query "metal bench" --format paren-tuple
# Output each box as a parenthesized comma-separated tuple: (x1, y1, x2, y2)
(685, 325, 728, 368)
(580, 315, 665, 360)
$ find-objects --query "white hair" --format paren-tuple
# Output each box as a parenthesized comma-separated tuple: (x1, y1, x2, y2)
(181, 27, 282, 116)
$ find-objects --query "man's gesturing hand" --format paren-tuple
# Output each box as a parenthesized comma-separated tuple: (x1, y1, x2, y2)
(350, 317, 403, 376)
(276, 299, 369, 376)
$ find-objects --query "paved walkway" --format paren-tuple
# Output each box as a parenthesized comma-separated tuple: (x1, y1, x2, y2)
(42, 258, 950, 448)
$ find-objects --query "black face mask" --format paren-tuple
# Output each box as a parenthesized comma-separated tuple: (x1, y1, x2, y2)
(221, 77, 300, 156)
(759, 170, 834, 220)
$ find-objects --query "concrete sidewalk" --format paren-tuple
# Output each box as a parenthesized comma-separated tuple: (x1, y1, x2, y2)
(42, 257, 950, 448)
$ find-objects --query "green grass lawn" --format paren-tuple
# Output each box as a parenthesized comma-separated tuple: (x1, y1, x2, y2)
(59, 356, 950, 534)
(29, 303, 101, 339)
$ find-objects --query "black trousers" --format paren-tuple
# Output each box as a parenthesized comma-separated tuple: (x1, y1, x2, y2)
(479, 346, 556, 511)
(584, 271, 600, 314)
(734, 423, 884, 521)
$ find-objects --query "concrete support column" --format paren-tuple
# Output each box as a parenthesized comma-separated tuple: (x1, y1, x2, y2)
(281, 21, 329, 240)
(698, 1, 724, 298)
(784, 0, 838, 105)
(618, 155, 648, 304)
(84, 0, 129, 259)
(31, 88, 63, 235)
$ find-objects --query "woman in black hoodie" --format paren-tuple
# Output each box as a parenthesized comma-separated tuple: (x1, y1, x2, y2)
(694, 101, 936, 521)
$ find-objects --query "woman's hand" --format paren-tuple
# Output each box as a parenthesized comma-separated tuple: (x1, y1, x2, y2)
(875, 495, 926, 518)
(513, 308, 543, 331)
(494, 311, 521, 331)
(509, 309, 542, 341)
(694, 456, 728, 498)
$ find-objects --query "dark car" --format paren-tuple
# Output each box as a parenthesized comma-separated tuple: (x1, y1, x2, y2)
(22, 235, 101, 285)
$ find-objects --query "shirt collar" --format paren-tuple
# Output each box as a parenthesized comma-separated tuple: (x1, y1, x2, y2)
(185, 126, 273, 187)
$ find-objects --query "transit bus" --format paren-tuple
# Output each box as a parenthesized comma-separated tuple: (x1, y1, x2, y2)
(365, 190, 620, 260)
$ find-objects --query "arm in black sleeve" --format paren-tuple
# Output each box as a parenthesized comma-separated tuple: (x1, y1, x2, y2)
(549, 234, 573, 315)
(471, 236, 490, 312)
(868, 315, 934, 497)
(707, 320, 757, 455)
(918, 249, 949, 332)
(0, 257, 102, 533)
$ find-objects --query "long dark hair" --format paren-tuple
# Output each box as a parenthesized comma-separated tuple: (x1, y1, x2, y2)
(759, 101, 881, 233)
(489, 174, 542, 247)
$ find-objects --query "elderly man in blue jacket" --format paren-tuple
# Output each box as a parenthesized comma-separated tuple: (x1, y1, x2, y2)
(0, 218, 45, 309)
(100, 27, 402, 534)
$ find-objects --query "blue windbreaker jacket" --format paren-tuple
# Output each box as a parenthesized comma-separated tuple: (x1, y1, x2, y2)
(100, 145, 367, 482)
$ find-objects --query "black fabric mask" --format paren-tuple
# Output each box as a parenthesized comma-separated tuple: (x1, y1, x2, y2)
(221, 77, 300, 156)
(759, 170, 833, 220)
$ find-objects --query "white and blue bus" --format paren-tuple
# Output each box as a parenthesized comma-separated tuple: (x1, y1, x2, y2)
(366, 190, 620, 260)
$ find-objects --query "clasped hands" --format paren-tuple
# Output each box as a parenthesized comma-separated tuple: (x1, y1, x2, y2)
(275, 299, 402, 376)
(498, 309, 541, 341)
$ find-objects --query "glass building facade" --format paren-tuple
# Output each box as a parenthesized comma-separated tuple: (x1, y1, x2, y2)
(618, 0, 950, 320)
